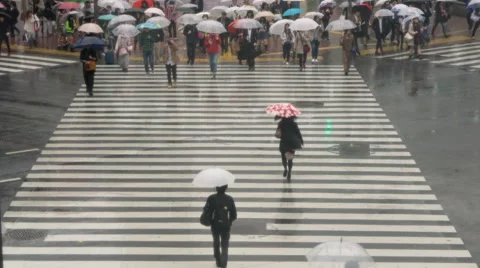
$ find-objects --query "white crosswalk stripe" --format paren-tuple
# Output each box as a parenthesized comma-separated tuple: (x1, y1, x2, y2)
(375, 42, 480, 69)
(2, 64, 477, 268)
(0, 54, 76, 75)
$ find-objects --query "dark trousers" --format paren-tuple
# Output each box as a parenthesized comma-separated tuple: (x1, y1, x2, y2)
(321, 20, 329, 39)
(375, 34, 383, 53)
(432, 21, 447, 36)
(220, 33, 229, 53)
(472, 21, 480, 36)
(211, 224, 230, 268)
(297, 53, 306, 68)
(0, 35, 11, 53)
(168, 21, 177, 38)
(10, 24, 20, 37)
(282, 42, 291, 61)
(143, 50, 154, 73)
(83, 70, 95, 93)
(186, 42, 196, 64)
(165, 64, 177, 85)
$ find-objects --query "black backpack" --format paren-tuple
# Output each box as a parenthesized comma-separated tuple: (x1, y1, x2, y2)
(200, 195, 230, 227)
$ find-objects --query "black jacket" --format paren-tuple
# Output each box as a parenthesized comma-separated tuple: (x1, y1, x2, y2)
(80, 47, 97, 70)
(183, 24, 197, 44)
(0, 20, 9, 36)
(278, 118, 303, 152)
(205, 193, 237, 228)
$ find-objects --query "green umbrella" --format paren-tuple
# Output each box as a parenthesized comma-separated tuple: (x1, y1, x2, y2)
(98, 14, 116, 21)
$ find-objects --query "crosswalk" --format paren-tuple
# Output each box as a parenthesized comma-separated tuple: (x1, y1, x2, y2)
(2, 64, 478, 268)
(375, 42, 480, 69)
(0, 54, 76, 75)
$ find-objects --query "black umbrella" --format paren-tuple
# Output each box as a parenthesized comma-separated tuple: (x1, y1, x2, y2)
(0, 12, 11, 19)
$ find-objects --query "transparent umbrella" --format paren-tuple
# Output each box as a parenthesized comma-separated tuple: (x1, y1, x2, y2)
(108, 14, 136, 28)
(210, 6, 228, 17)
(290, 18, 318, 31)
(112, 24, 140, 36)
(374, 9, 394, 17)
(193, 168, 235, 187)
(340, 1, 357, 8)
(147, 16, 171, 28)
(254, 11, 275, 20)
(269, 19, 294, 35)
(78, 23, 104, 33)
(177, 3, 198, 12)
(145, 7, 165, 17)
(325, 19, 356, 31)
(234, 18, 262, 29)
(196, 20, 227, 33)
(306, 240, 376, 268)
(304, 11, 324, 19)
(178, 13, 202, 24)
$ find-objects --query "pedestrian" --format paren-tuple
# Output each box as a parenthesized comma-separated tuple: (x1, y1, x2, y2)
(294, 31, 309, 71)
(257, 17, 270, 53)
(205, 33, 221, 79)
(104, 44, 115, 65)
(202, 185, 237, 268)
(8, 2, 20, 38)
(23, 10, 39, 49)
(243, 28, 257, 71)
(153, 27, 165, 65)
(165, 1, 177, 38)
(64, 15, 77, 52)
(431, 1, 449, 38)
(340, 30, 354, 76)
(275, 115, 303, 181)
(139, 28, 156, 74)
(372, 15, 390, 55)
(162, 39, 179, 88)
(470, 7, 480, 39)
(183, 23, 197, 65)
(311, 16, 322, 62)
(217, 11, 232, 54)
(115, 34, 131, 71)
(0, 14, 11, 56)
(281, 23, 294, 64)
(80, 44, 97, 97)
(407, 16, 422, 59)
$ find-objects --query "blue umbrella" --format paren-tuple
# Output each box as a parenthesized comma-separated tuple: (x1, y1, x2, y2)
(73, 36, 106, 49)
(136, 22, 160, 30)
(283, 8, 302, 17)
(98, 14, 116, 21)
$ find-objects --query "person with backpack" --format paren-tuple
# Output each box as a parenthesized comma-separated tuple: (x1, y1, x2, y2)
(201, 185, 237, 268)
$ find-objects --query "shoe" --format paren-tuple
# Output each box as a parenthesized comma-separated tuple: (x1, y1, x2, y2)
(312, 59, 315, 62)
(88, 92, 93, 97)
(283, 169, 287, 177)
(7, 52, 11, 57)
(168, 84, 172, 89)
(345, 72, 348, 76)
(173, 81, 177, 87)
(213, 72, 216, 78)
(287, 171, 291, 181)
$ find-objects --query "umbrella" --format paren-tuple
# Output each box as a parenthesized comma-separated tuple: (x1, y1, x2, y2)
(145, 7, 165, 16)
(196, 20, 227, 33)
(61, 11, 79, 23)
(306, 240, 375, 267)
(0, 3, 5, 9)
(108, 14, 136, 28)
(192, 168, 235, 187)
(0, 12, 11, 19)
(58, 2, 81, 9)
(124, 8, 144, 15)
(319, 0, 335, 8)
(401, 13, 424, 28)
(340, 1, 357, 8)
(98, 0, 116, 8)
(210, 6, 228, 16)
(132, 0, 154, 8)
(269, 19, 293, 35)
(220, 0, 232, 4)
(283, 8, 302, 17)
(374, 0, 388, 7)
(252, 0, 276, 5)
(227, 19, 240, 33)
(234, 18, 262, 28)
(468, 0, 480, 7)
(78, 23, 104, 33)
(304, 11, 324, 19)
(325, 19, 357, 31)
(112, 24, 140, 36)
(98, 14, 116, 21)
(374, 8, 394, 17)
(397, 6, 423, 16)
(290, 17, 318, 31)
(237, 5, 258, 16)
(254, 11, 274, 20)
(196, 11, 211, 18)
(73, 36, 106, 49)
(178, 13, 202, 24)
(265, 103, 301, 118)
(137, 22, 160, 29)
(273, 14, 282, 21)
(147, 16, 171, 27)
(226, 6, 240, 17)
(177, 3, 198, 12)
(111, 1, 131, 11)
(391, 3, 408, 13)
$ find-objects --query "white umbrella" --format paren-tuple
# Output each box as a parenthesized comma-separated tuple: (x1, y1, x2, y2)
(304, 11, 324, 19)
(98, 0, 116, 8)
(78, 23, 104, 33)
(147, 16, 171, 28)
(269, 19, 294, 35)
(237, 5, 258, 16)
(401, 14, 424, 28)
(339, 1, 356, 8)
(234, 18, 263, 28)
(108, 14, 136, 28)
(210, 6, 228, 16)
(273, 14, 282, 21)
(178, 13, 202, 24)
(196, 11, 211, 18)
(290, 18, 318, 31)
(252, 0, 276, 5)
(145, 7, 165, 16)
(374, 0, 388, 7)
(196, 20, 227, 33)
(319, 0, 334, 8)
(325, 19, 356, 31)
(306, 240, 375, 268)
(226, 6, 240, 16)
(391, 3, 408, 13)
(375, 8, 394, 17)
(398, 6, 423, 16)
(112, 24, 140, 36)
(193, 168, 235, 187)
(178, 3, 198, 12)
(220, 0, 232, 4)
(254, 11, 274, 20)
(467, 0, 480, 6)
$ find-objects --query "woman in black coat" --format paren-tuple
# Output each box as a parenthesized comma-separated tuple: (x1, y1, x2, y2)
(276, 116, 303, 181)
(80, 45, 97, 97)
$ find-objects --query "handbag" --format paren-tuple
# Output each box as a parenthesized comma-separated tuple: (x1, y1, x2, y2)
(84, 61, 96, 71)
(119, 47, 128, 56)
(200, 198, 213, 227)
(275, 128, 281, 139)
(127, 45, 133, 52)
(404, 32, 413, 41)
(303, 44, 310, 53)
(34, 21, 40, 32)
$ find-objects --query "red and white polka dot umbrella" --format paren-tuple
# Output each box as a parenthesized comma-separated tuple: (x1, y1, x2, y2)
(265, 103, 301, 118)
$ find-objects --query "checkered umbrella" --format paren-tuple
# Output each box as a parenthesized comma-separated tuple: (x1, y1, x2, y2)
(265, 103, 301, 118)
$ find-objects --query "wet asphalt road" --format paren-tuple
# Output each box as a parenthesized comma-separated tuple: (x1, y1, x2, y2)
(0, 51, 479, 265)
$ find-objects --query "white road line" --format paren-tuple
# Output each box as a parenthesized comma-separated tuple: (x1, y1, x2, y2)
(59, 118, 390, 123)
(0, 66, 24, 73)
(52, 130, 397, 135)
(55, 124, 393, 129)
(266, 223, 456, 233)
(5, 148, 40, 155)
(26, 173, 424, 182)
(376, 42, 479, 59)
(451, 59, 480, 66)
(69, 102, 381, 107)
(0, 57, 59, 66)
(431, 54, 477, 64)
(80, 84, 368, 89)
(0, 177, 22, 184)
(0, 61, 42, 69)
(16, 191, 438, 200)
(48, 136, 401, 142)
(8, 54, 76, 64)
(66, 107, 384, 112)
(75, 92, 374, 97)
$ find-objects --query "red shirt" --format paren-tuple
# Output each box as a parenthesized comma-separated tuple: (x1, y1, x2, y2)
(204, 34, 222, 54)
